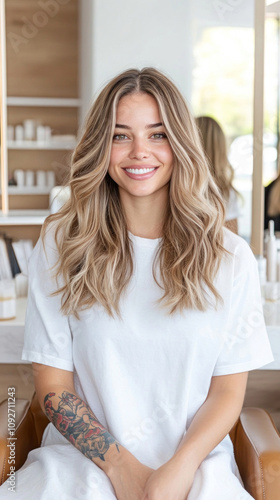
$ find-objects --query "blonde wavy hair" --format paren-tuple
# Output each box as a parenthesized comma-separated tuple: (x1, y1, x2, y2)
(267, 175, 280, 217)
(196, 116, 238, 202)
(42, 68, 226, 319)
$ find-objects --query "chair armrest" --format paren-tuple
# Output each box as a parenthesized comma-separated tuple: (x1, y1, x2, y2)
(0, 394, 49, 485)
(233, 407, 280, 500)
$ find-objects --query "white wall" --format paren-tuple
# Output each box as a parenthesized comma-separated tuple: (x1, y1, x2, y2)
(79, 0, 254, 127)
(79, 0, 193, 126)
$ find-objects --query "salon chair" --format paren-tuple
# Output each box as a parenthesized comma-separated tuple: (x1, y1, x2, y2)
(0, 393, 280, 499)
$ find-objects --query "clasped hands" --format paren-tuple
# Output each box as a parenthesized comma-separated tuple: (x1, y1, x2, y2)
(109, 452, 195, 500)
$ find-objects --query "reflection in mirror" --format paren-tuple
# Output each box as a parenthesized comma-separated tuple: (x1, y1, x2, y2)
(264, 2, 280, 238)
(191, 0, 255, 242)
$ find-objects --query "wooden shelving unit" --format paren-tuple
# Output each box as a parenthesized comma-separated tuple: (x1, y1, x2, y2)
(0, 0, 80, 244)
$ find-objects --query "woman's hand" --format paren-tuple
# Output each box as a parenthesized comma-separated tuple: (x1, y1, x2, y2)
(108, 454, 154, 500)
(141, 455, 195, 500)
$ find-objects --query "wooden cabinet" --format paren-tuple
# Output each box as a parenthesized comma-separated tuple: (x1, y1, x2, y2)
(0, 0, 80, 244)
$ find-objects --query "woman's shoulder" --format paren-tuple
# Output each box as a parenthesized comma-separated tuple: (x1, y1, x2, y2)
(222, 226, 247, 251)
(31, 219, 62, 268)
(39, 218, 63, 248)
(222, 227, 257, 276)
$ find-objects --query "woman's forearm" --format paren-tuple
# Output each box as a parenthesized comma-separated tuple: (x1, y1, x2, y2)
(174, 391, 241, 470)
(173, 372, 248, 472)
(137, 378, 247, 500)
(33, 364, 154, 498)
(42, 387, 132, 476)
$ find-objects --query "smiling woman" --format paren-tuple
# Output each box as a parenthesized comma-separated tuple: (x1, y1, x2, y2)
(1, 68, 273, 500)
(108, 93, 174, 221)
(36, 67, 229, 319)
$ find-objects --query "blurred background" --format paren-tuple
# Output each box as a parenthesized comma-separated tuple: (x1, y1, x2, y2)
(1, 0, 279, 242)
(0, 0, 279, 427)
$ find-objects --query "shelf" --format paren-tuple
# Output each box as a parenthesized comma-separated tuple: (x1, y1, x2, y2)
(8, 140, 76, 150)
(2, 187, 51, 195)
(0, 210, 49, 225)
(7, 97, 81, 107)
(0, 3, 79, 225)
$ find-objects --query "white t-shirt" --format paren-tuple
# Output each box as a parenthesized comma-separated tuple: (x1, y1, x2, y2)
(16, 225, 274, 499)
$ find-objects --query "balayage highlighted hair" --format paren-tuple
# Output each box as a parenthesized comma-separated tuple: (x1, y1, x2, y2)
(42, 68, 226, 319)
(196, 116, 238, 202)
(267, 175, 280, 217)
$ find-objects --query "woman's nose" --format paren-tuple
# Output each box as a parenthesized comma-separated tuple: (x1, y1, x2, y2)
(128, 138, 150, 160)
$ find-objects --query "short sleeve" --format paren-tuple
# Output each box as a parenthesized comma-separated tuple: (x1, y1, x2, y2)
(21, 224, 74, 371)
(213, 237, 274, 376)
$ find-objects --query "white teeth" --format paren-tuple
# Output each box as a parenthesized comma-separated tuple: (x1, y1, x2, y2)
(125, 168, 155, 174)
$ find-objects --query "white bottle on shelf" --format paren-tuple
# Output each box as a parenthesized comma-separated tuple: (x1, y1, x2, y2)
(36, 170, 46, 188)
(14, 169, 25, 187)
(25, 170, 35, 187)
(36, 124, 46, 143)
(15, 124, 24, 142)
(266, 220, 277, 282)
(23, 119, 36, 141)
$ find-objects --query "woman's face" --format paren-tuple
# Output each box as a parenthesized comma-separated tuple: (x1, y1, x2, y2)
(108, 92, 174, 201)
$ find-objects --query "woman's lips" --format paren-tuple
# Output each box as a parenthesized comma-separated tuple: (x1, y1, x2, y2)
(122, 166, 159, 180)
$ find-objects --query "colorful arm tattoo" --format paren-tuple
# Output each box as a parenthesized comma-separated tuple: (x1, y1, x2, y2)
(44, 391, 120, 462)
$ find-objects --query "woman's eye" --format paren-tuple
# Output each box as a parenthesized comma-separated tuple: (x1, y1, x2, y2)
(113, 134, 128, 141)
(151, 133, 167, 140)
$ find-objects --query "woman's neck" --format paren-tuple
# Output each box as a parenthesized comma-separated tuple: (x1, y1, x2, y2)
(119, 189, 168, 239)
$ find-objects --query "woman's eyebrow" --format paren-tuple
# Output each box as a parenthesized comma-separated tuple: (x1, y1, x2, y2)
(115, 124, 130, 129)
(115, 122, 164, 129)
(146, 122, 163, 129)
